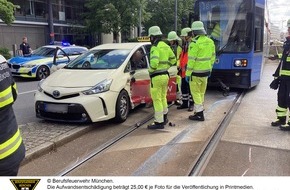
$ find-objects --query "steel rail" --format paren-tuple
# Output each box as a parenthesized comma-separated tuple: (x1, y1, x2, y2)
(56, 112, 154, 176)
(188, 90, 246, 176)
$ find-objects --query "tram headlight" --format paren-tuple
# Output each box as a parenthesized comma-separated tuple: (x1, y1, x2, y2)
(234, 59, 247, 67)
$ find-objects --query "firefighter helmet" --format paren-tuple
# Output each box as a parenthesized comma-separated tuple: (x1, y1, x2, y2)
(148, 26, 162, 36)
(167, 31, 181, 41)
(180, 27, 192, 37)
(191, 21, 206, 35)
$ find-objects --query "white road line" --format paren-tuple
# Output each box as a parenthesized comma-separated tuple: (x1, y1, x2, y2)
(18, 90, 37, 95)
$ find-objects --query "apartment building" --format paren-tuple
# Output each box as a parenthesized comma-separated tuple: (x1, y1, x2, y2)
(0, 0, 91, 51)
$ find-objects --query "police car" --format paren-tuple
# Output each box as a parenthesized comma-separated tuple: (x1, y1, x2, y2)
(35, 42, 178, 123)
(7, 42, 88, 80)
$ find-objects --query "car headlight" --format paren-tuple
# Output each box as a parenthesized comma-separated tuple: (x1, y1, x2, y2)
(22, 64, 36, 68)
(37, 79, 45, 92)
(82, 79, 113, 95)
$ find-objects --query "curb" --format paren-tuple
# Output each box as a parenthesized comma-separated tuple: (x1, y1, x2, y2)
(20, 125, 94, 166)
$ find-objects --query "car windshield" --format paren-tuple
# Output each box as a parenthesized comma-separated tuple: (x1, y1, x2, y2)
(32, 47, 57, 57)
(65, 49, 131, 69)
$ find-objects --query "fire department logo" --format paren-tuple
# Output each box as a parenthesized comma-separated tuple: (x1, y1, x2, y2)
(10, 179, 40, 190)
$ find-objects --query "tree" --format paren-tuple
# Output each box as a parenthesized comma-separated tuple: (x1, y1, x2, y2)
(144, 0, 195, 36)
(85, 0, 143, 42)
(0, 0, 16, 25)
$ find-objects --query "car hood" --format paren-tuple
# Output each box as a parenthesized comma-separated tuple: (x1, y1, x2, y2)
(8, 55, 48, 64)
(43, 69, 116, 88)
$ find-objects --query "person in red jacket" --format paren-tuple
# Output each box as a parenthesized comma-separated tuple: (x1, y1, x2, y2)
(177, 27, 194, 111)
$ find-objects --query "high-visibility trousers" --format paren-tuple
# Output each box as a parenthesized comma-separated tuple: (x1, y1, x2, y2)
(276, 79, 290, 120)
(150, 74, 169, 123)
(189, 76, 208, 112)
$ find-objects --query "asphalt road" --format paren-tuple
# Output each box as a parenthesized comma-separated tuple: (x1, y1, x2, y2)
(13, 78, 41, 125)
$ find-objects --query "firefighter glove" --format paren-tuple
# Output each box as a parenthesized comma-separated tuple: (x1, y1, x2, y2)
(269, 78, 280, 90)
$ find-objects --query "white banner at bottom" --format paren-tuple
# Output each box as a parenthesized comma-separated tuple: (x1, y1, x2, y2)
(1, 177, 289, 190)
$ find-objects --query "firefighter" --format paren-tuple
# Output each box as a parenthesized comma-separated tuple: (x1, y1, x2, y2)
(177, 27, 194, 111)
(0, 57, 25, 175)
(167, 31, 182, 105)
(186, 21, 216, 121)
(209, 6, 221, 51)
(147, 26, 176, 129)
(270, 19, 290, 131)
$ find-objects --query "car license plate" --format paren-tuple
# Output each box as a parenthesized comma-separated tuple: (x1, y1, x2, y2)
(45, 104, 68, 113)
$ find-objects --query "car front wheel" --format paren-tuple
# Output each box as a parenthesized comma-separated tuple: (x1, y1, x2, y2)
(36, 65, 50, 80)
(114, 90, 130, 123)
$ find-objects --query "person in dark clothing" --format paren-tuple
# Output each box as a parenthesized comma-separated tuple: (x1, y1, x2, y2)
(270, 19, 290, 131)
(20, 36, 32, 56)
(0, 55, 26, 176)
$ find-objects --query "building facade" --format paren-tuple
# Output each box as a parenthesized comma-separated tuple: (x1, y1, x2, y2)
(0, 0, 92, 52)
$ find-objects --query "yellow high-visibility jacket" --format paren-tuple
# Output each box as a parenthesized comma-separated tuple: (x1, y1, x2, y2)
(149, 41, 176, 76)
(186, 35, 216, 77)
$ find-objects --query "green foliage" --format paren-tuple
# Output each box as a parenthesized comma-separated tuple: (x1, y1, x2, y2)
(84, 0, 196, 41)
(0, 47, 11, 59)
(0, 0, 16, 25)
(84, 0, 143, 42)
(144, 0, 196, 36)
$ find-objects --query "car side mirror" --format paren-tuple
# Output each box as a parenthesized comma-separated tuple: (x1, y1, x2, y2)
(130, 70, 136, 75)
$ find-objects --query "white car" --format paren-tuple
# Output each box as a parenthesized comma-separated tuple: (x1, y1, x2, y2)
(35, 42, 178, 123)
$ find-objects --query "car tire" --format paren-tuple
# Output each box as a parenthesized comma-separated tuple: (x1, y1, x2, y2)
(82, 61, 91, 68)
(114, 90, 130, 123)
(36, 65, 50, 80)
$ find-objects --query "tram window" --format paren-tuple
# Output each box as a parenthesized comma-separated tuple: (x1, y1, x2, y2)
(254, 7, 264, 52)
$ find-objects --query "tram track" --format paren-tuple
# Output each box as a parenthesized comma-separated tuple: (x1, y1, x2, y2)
(19, 90, 242, 176)
(188, 90, 245, 176)
(57, 113, 154, 176)
(54, 91, 244, 176)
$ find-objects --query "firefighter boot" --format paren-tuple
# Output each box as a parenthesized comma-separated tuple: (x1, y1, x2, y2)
(163, 114, 168, 125)
(189, 111, 205, 121)
(271, 117, 286, 127)
(279, 123, 290, 131)
(188, 101, 194, 112)
(147, 122, 165, 129)
(177, 100, 188, 109)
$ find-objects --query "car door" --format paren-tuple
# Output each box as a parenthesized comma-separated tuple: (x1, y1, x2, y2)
(130, 44, 177, 106)
(129, 47, 151, 106)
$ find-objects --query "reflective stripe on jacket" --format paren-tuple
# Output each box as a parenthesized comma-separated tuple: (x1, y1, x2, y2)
(279, 37, 290, 78)
(149, 41, 176, 74)
(186, 35, 216, 77)
(0, 128, 22, 159)
(0, 63, 17, 109)
(0, 62, 22, 161)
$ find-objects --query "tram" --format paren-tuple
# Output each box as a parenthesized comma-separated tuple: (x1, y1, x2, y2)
(192, 0, 266, 89)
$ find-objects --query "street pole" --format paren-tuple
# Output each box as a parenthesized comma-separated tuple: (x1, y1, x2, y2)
(174, 0, 178, 32)
(139, 1, 142, 36)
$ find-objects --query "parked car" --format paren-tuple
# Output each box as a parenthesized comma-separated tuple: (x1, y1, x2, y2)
(35, 42, 178, 123)
(7, 43, 88, 80)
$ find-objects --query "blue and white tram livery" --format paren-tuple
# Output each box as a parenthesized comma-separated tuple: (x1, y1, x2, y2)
(192, 0, 266, 89)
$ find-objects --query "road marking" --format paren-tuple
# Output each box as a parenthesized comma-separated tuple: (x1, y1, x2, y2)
(18, 90, 37, 95)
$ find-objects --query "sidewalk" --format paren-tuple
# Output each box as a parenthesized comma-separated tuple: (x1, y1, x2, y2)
(19, 121, 93, 164)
